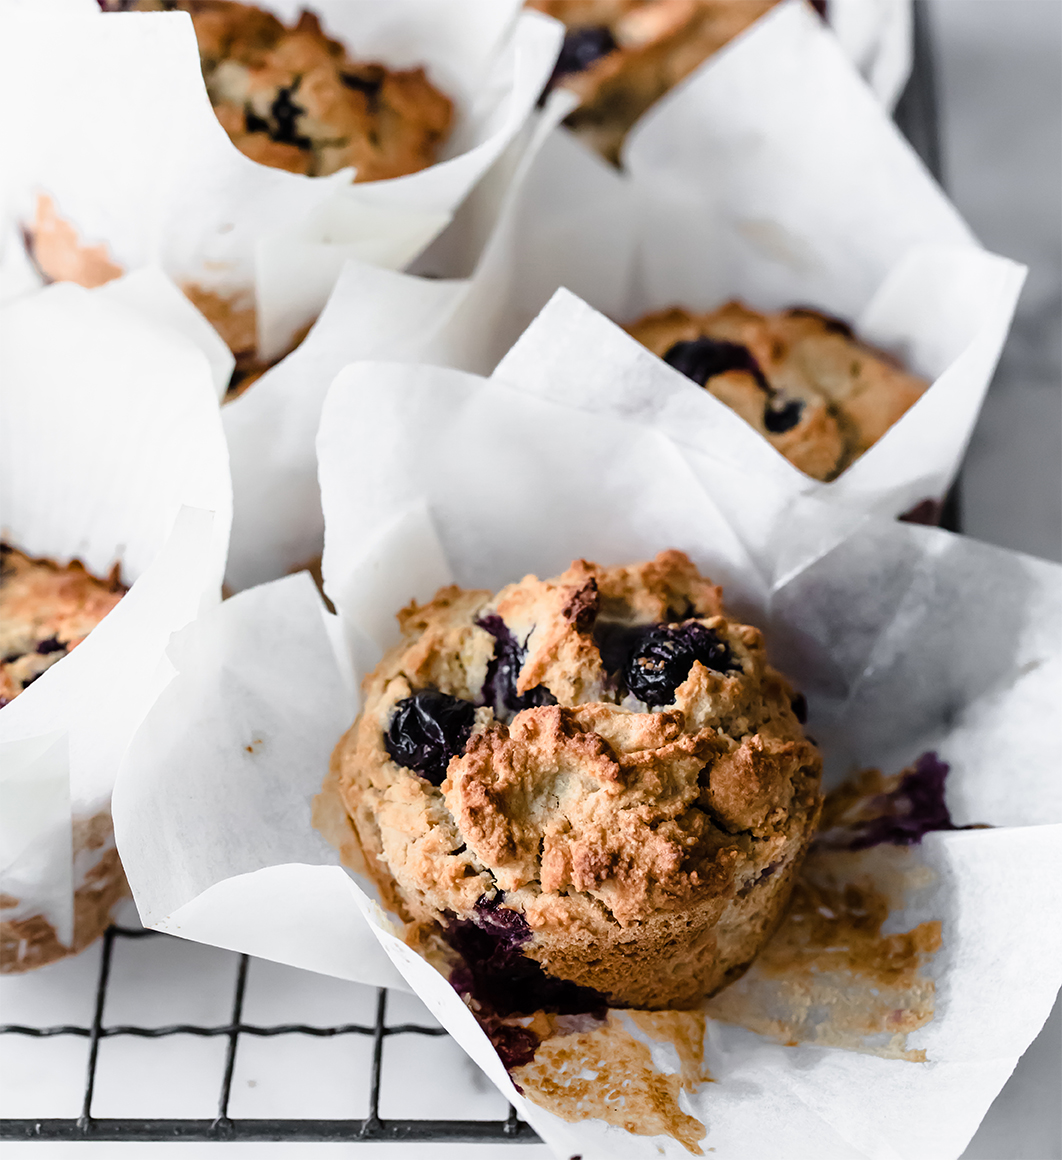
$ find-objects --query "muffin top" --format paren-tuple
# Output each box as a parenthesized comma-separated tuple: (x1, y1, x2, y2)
(107, 1, 454, 181)
(627, 302, 929, 481)
(530, 0, 778, 161)
(334, 551, 821, 941)
(0, 544, 126, 708)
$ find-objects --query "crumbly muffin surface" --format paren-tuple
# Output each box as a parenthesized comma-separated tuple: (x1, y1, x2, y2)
(107, 1, 453, 181)
(530, 0, 778, 161)
(627, 302, 929, 481)
(332, 551, 822, 1009)
(0, 544, 125, 707)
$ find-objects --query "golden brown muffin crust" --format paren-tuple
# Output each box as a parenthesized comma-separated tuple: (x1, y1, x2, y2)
(627, 301, 928, 480)
(331, 551, 822, 1009)
(0, 544, 126, 707)
(110, 1, 454, 181)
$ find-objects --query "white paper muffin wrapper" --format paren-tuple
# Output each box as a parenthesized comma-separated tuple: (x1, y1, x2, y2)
(0, 0, 562, 357)
(219, 0, 1018, 592)
(0, 277, 230, 946)
(113, 354, 1060, 1157)
(828, 0, 911, 110)
(221, 85, 578, 591)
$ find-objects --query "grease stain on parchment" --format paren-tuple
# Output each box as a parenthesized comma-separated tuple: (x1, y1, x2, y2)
(706, 842, 940, 1060)
(511, 1009, 710, 1155)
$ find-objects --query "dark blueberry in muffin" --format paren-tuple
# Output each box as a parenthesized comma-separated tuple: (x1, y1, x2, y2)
(471, 892, 532, 948)
(447, 893, 608, 1021)
(624, 622, 739, 707)
(592, 619, 643, 676)
(790, 692, 808, 724)
(540, 24, 619, 104)
(555, 25, 618, 78)
(36, 637, 66, 656)
(478, 615, 556, 716)
(340, 68, 383, 111)
(245, 83, 313, 149)
(384, 690, 475, 786)
(663, 337, 772, 393)
(763, 397, 804, 433)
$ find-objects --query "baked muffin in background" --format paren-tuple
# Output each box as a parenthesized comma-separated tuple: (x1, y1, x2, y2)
(0, 543, 130, 973)
(0, 543, 126, 708)
(332, 550, 822, 1012)
(101, 1, 454, 181)
(22, 194, 302, 403)
(628, 302, 929, 481)
(530, 0, 786, 162)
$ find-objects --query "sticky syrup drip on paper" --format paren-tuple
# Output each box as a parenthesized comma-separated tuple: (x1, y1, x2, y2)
(706, 752, 981, 1060)
(510, 1009, 711, 1155)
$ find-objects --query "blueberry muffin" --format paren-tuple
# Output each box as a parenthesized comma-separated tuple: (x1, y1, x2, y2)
(530, 0, 785, 162)
(0, 545, 129, 973)
(0, 544, 126, 708)
(1, 812, 128, 974)
(21, 195, 301, 401)
(103, 1, 454, 181)
(627, 302, 929, 481)
(331, 550, 822, 1010)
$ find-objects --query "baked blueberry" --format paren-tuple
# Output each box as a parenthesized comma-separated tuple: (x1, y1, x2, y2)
(555, 25, 617, 78)
(340, 69, 383, 108)
(663, 336, 772, 393)
(478, 615, 556, 716)
(624, 621, 738, 707)
(334, 551, 823, 1011)
(384, 689, 475, 786)
(763, 398, 804, 434)
(448, 894, 608, 1020)
(628, 302, 929, 482)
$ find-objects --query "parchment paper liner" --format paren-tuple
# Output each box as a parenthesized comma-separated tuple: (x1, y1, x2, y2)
(0, 0, 563, 358)
(0, 277, 230, 966)
(220, 0, 1020, 590)
(114, 358, 1060, 1157)
(826, 0, 911, 110)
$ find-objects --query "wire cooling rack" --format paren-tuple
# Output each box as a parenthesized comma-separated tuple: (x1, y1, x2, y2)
(0, 4, 945, 1147)
(0, 924, 537, 1143)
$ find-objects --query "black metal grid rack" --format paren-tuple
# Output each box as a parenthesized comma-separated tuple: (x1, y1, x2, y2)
(0, 924, 538, 1144)
(0, 4, 945, 1147)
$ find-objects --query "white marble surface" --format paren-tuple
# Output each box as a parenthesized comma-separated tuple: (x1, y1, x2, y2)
(2, 3, 1060, 1158)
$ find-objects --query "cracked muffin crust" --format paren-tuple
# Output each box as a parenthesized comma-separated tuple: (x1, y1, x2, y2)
(530, 0, 780, 162)
(627, 302, 929, 481)
(331, 550, 822, 1010)
(104, 1, 454, 181)
(0, 544, 126, 708)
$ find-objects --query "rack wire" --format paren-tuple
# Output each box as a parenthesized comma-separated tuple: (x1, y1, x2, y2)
(0, 925, 538, 1143)
(0, 4, 944, 1147)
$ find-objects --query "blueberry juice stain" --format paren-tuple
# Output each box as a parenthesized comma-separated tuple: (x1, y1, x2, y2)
(446, 894, 608, 1071)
